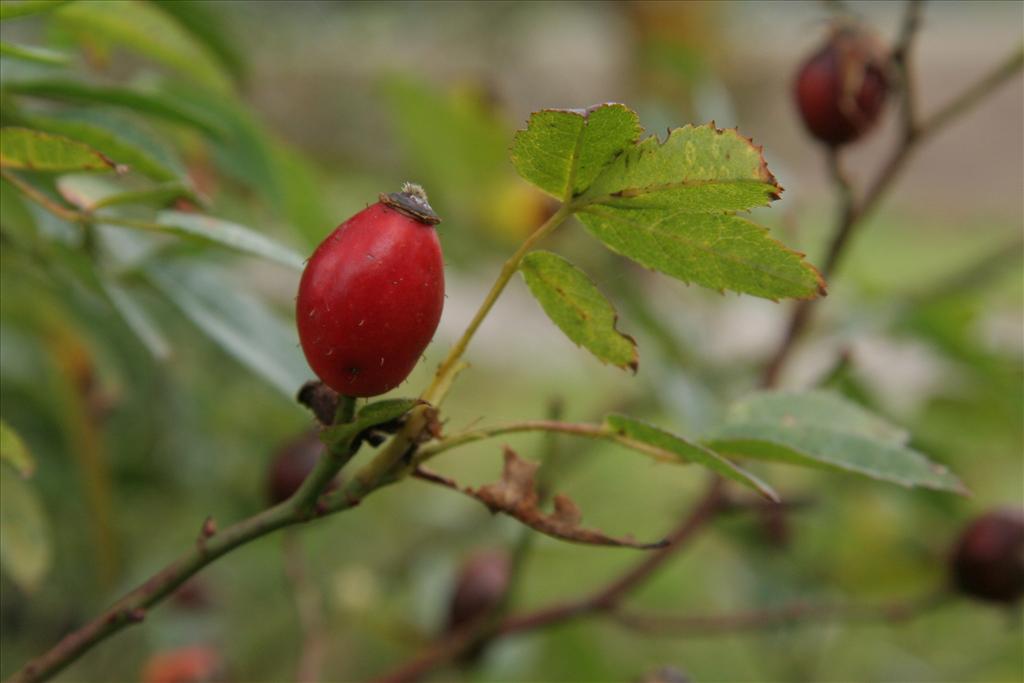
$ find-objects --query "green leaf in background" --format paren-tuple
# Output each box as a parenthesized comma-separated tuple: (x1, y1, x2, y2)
(28, 112, 185, 181)
(145, 260, 309, 399)
(385, 76, 508, 199)
(0, 420, 34, 477)
(5, 80, 226, 137)
(0, 464, 52, 593)
(53, 0, 232, 92)
(0, 42, 70, 66)
(0, 127, 118, 172)
(0, 0, 70, 21)
(604, 414, 778, 500)
(157, 82, 330, 245)
(90, 182, 198, 210)
(511, 104, 641, 201)
(150, 0, 246, 83)
(149, 211, 305, 270)
(56, 174, 195, 210)
(520, 250, 637, 372)
(321, 399, 421, 452)
(97, 276, 171, 361)
(706, 391, 967, 494)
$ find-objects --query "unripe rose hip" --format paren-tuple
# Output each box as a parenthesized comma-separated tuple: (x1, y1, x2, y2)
(949, 508, 1024, 604)
(296, 184, 444, 397)
(795, 24, 889, 146)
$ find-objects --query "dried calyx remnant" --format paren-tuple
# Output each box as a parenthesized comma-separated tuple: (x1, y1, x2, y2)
(379, 182, 441, 225)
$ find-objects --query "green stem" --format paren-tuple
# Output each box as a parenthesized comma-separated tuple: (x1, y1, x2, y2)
(421, 204, 572, 406)
(6, 397, 370, 683)
(413, 419, 678, 467)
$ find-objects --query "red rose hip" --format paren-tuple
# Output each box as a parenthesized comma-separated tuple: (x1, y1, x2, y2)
(297, 184, 444, 397)
(795, 24, 889, 146)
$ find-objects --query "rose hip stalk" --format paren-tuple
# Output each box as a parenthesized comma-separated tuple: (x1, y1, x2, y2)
(297, 184, 444, 397)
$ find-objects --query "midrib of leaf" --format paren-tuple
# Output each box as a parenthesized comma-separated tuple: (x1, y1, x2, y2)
(562, 116, 588, 203)
(580, 204, 816, 294)
(574, 178, 774, 208)
(529, 266, 595, 324)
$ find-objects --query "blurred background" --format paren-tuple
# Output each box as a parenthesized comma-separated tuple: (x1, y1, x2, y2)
(1, 1, 1021, 681)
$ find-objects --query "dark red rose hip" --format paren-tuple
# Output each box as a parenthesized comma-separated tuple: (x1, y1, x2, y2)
(296, 184, 444, 397)
(266, 429, 337, 505)
(795, 24, 889, 146)
(949, 508, 1024, 604)
(446, 550, 511, 632)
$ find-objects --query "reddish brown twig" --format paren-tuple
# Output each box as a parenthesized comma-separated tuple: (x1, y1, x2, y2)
(371, 479, 728, 683)
(760, 13, 1022, 387)
(608, 590, 949, 636)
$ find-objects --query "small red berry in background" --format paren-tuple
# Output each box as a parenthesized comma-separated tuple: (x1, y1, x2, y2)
(446, 550, 511, 632)
(949, 508, 1024, 604)
(266, 429, 337, 505)
(795, 23, 890, 146)
(296, 184, 445, 398)
(140, 645, 221, 683)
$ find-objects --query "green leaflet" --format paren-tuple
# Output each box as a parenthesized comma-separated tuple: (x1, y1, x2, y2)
(707, 391, 967, 494)
(511, 104, 641, 200)
(604, 414, 778, 501)
(520, 251, 637, 371)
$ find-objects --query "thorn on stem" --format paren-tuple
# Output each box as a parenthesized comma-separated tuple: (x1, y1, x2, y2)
(201, 516, 217, 539)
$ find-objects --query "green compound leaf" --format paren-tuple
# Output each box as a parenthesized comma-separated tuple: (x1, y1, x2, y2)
(511, 105, 825, 301)
(321, 399, 421, 452)
(706, 391, 967, 494)
(0, 421, 34, 478)
(0, 127, 119, 172)
(511, 103, 641, 201)
(604, 414, 778, 501)
(520, 251, 637, 372)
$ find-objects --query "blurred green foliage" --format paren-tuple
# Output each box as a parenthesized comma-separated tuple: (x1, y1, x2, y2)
(1, 2, 1021, 683)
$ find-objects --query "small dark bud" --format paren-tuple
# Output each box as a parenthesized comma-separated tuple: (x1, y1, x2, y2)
(266, 429, 339, 505)
(794, 23, 890, 146)
(950, 508, 1024, 604)
(296, 380, 340, 426)
(171, 578, 213, 611)
(446, 550, 511, 633)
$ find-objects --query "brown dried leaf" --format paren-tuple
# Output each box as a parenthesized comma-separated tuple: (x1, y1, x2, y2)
(423, 448, 666, 550)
